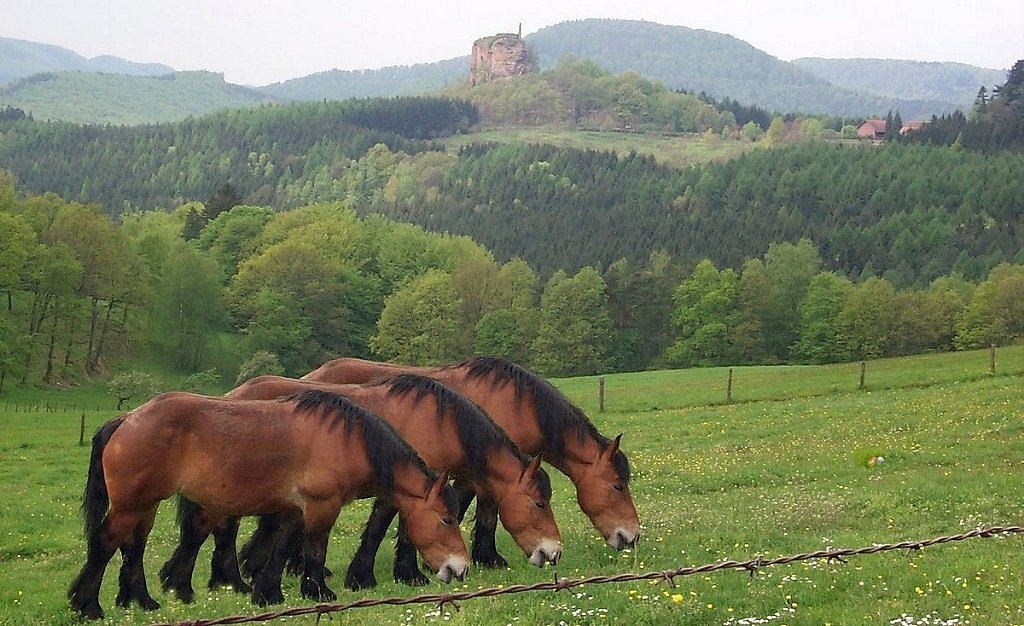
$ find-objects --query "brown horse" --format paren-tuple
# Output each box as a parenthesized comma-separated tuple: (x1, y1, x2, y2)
(168, 373, 561, 594)
(302, 356, 640, 563)
(68, 389, 468, 620)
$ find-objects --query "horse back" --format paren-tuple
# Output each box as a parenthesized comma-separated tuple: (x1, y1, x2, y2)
(103, 392, 371, 515)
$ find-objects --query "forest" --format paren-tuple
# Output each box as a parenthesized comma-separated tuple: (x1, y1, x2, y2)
(1, 59, 1023, 391)
(3, 171, 1024, 392)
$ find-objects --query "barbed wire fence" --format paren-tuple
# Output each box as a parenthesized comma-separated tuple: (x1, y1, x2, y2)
(153, 524, 1023, 626)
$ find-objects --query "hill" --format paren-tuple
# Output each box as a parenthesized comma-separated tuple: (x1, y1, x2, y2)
(2, 21, 993, 124)
(522, 19, 958, 119)
(259, 57, 468, 101)
(267, 19, 967, 119)
(792, 57, 1007, 110)
(0, 70, 281, 124)
(0, 36, 172, 85)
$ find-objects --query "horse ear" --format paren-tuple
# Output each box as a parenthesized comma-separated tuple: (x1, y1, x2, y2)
(599, 433, 622, 462)
(427, 470, 451, 499)
(520, 454, 543, 482)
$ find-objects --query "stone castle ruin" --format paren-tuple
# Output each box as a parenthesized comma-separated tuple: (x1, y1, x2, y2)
(469, 25, 538, 86)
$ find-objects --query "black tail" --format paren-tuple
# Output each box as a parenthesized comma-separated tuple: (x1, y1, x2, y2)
(82, 417, 125, 538)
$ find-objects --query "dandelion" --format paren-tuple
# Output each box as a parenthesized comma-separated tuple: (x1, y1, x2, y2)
(671, 594, 683, 603)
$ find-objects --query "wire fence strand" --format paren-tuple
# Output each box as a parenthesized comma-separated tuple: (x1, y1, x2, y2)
(153, 524, 1024, 626)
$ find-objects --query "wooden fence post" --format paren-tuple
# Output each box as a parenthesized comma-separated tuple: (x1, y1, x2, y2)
(598, 376, 605, 413)
(990, 343, 996, 375)
(727, 368, 733, 403)
(859, 361, 866, 390)
(79, 413, 86, 446)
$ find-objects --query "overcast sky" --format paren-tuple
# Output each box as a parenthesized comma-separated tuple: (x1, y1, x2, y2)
(2, 0, 1021, 86)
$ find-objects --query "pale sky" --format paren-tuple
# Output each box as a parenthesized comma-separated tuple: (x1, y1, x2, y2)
(2, 0, 1021, 86)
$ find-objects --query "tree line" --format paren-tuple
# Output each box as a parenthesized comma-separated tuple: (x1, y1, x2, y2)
(0, 96, 475, 216)
(3, 172, 1023, 391)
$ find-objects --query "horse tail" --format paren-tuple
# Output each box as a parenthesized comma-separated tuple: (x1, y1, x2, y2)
(81, 416, 124, 538)
(175, 495, 202, 532)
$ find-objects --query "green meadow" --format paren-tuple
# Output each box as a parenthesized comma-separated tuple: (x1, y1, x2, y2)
(2, 347, 1023, 625)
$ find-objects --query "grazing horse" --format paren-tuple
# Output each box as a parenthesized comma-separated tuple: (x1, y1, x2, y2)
(302, 356, 640, 565)
(68, 390, 469, 620)
(171, 373, 561, 594)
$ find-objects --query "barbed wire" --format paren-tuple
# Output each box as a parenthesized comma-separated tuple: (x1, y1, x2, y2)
(154, 524, 1023, 626)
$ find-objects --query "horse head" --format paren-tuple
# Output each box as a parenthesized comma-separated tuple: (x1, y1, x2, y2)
(498, 454, 563, 567)
(574, 434, 640, 550)
(402, 470, 470, 583)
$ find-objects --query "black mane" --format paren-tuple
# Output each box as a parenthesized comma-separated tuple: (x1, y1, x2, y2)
(453, 356, 631, 483)
(288, 389, 445, 499)
(378, 373, 552, 499)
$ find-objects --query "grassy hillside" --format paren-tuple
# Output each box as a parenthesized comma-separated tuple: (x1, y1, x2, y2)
(0, 70, 280, 124)
(2, 346, 1023, 624)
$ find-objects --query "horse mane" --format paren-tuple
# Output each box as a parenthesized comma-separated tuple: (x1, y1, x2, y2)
(378, 373, 552, 499)
(287, 389, 442, 496)
(453, 356, 631, 483)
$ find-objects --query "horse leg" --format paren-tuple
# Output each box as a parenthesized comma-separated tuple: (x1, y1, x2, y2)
(393, 517, 430, 586)
(471, 494, 508, 568)
(299, 530, 335, 602)
(453, 476, 477, 522)
(114, 507, 160, 611)
(250, 512, 303, 606)
(238, 513, 281, 581)
(345, 497, 397, 590)
(68, 514, 124, 620)
(159, 498, 217, 602)
(209, 516, 251, 593)
(296, 499, 343, 602)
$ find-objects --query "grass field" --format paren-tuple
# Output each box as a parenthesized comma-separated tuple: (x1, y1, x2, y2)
(444, 126, 755, 170)
(2, 347, 1023, 625)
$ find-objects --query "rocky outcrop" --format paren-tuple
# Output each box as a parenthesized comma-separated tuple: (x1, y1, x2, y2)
(470, 31, 537, 86)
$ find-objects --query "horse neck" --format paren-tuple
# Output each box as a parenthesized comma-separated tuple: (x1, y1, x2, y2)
(385, 461, 434, 511)
(477, 445, 531, 498)
(548, 430, 608, 482)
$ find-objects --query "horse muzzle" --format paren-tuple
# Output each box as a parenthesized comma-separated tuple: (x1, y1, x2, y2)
(529, 539, 562, 567)
(607, 528, 639, 551)
(436, 558, 469, 584)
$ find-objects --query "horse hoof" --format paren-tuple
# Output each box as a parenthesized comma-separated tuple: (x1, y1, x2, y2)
(475, 553, 509, 569)
(232, 580, 253, 595)
(139, 596, 161, 611)
(394, 569, 430, 587)
(170, 586, 195, 604)
(71, 598, 104, 620)
(301, 580, 336, 602)
(251, 587, 284, 606)
(344, 568, 377, 591)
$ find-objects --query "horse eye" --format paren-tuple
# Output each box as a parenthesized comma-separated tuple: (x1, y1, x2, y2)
(613, 484, 624, 492)
(534, 501, 546, 509)
(442, 517, 454, 526)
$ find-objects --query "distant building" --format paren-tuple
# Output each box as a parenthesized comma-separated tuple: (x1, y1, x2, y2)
(857, 119, 887, 141)
(899, 120, 926, 135)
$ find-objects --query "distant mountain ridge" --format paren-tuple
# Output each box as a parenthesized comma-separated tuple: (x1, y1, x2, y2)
(0, 36, 173, 85)
(0, 70, 280, 124)
(791, 57, 1007, 109)
(1, 21, 1006, 123)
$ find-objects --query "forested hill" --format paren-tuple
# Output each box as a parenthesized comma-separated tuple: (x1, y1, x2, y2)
(791, 58, 1006, 108)
(0, 97, 476, 213)
(0, 71, 280, 124)
(0, 36, 173, 85)
(268, 20, 963, 119)
(361, 141, 1024, 287)
(3, 21, 992, 123)
(522, 20, 955, 119)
